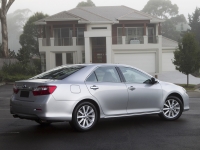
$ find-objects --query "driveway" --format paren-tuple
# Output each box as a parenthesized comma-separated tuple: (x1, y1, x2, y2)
(0, 85, 200, 150)
(157, 71, 200, 85)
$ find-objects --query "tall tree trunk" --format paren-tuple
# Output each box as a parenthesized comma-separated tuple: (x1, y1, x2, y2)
(0, 0, 15, 58)
(1, 12, 9, 58)
(187, 74, 189, 87)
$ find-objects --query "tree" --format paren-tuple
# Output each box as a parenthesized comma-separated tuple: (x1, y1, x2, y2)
(76, 0, 95, 7)
(161, 19, 181, 41)
(142, 0, 178, 19)
(173, 33, 200, 86)
(189, 8, 200, 45)
(0, 0, 15, 58)
(19, 12, 48, 57)
(0, 43, 16, 58)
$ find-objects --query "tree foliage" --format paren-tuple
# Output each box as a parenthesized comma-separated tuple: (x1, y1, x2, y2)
(142, 0, 178, 19)
(189, 7, 200, 45)
(161, 19, 181, 41)
(19, 12, 48, 57)
(6, 9, 31, 52)
(161, 15, 187, 41)
(76, 0, 95, 7)
(173, 33, 200, 86)
(142, 0, 188, 41)
(0, 43, 16, 58)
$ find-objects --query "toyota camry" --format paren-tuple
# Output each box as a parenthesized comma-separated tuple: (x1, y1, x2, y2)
(10, 64, 189, 131)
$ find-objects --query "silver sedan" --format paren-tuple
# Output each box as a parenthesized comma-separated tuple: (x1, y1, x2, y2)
(10, 64, 189, 131)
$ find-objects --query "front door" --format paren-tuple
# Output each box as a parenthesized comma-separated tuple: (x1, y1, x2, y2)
(92, 37, 106, 63)
(118, 66, 162, 114)
(85, 66, 128, 116)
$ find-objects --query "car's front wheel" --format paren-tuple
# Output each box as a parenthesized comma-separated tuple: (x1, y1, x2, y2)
(70, 102, 98, 131)
(159, 96, 183, 120)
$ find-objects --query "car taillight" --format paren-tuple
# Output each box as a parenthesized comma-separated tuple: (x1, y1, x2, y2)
(32, 86, 57, 96)
(13, 84, 19, 94)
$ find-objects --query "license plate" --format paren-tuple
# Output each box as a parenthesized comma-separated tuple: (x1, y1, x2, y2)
(20, 91, 29, 98)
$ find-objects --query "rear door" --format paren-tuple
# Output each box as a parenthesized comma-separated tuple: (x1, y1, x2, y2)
(85, 66, 128, 116)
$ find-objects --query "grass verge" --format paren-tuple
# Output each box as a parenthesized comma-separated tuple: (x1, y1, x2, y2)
(176, 84, 196, 91)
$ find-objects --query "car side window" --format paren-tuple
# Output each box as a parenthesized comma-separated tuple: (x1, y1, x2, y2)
(94, 67, 121, 83)
(86, 72, 97, 82)
(119, 67, 150, 84)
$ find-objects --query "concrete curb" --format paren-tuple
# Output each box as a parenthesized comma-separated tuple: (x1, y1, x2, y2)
(194, 89, 200, 92)
(0, 82, 5, 86)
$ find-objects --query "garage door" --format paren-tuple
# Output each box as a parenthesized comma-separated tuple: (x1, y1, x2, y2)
(162, 52, 176, 71)
(114, 53, 156, 73)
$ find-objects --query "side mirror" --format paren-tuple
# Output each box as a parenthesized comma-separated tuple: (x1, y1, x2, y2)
(151, 78, 157, 84)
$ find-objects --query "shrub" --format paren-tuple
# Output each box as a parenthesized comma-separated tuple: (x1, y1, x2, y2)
(0, 61, 40, 82)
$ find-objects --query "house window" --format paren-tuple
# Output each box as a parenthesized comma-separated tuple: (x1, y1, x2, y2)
(40, 52, 46, 72)
(66, 53, 73, 64)
(55, 53, 62, 66)
(54, 28, 73, 46)
(77, 28, 85, 45)
(117, 27, 144, 44)
(148, 27, 156, 43)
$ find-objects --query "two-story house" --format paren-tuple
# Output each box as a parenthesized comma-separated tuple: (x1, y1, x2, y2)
(35, 5, 178, 74)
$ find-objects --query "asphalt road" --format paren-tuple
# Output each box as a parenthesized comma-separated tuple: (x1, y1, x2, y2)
(0, 85, 200, 150)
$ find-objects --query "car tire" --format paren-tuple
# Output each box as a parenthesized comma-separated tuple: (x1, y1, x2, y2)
(70, 101, 98, 132)
(159, 96, 183, 121)
(35, 120, 51, 126)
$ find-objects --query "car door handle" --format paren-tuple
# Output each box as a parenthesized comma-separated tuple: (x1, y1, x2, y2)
(128, 86, 135, 91)
(90, 85, 99, 90)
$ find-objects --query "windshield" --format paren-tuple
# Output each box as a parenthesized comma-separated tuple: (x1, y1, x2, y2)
(31, 65, 85, 80)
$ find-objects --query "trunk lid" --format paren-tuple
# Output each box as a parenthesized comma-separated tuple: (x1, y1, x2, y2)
(15, 79, 56, 102)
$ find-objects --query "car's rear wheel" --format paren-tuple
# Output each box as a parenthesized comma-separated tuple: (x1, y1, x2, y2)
(159, 96, 183, 120)
(70, 102, 98, 131)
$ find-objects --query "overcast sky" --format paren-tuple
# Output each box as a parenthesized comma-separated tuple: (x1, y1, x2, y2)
(8, 0, 200, 20)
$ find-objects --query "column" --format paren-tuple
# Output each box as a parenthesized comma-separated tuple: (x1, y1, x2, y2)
(143, 36, 148, 44)
(50, 38, 54, 46)
(106, 36, 112, 63)
(85, 37, 91, 63)
(157, 35, 162, 73)
(73, 37, 77, 46)
(62, 53, 66, 65)
(122, 36, 126, 45)
(38, 38, 43, 48)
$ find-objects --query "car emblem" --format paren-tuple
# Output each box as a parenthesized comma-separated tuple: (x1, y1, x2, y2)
(23, 85, 27, 88)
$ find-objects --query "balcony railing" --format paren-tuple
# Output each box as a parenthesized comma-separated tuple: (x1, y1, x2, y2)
(54, 38, 72, 46)
(126, 36, 144, 44)
(148, 36, 158, 44)
(112, 36, 122, 45)
(42, 38, 51, 46)
(77, 37, 84, 45)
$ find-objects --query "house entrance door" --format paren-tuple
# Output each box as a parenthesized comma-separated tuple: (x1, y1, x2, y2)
(92, 37, 106, 63)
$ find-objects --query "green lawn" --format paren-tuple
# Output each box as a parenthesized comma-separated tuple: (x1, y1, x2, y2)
(176, 84, 196, 91)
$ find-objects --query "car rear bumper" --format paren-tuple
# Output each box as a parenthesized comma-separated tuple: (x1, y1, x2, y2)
(10, 95, 77, 121)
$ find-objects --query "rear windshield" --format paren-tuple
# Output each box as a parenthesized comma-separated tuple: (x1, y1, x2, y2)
(31, 65, 85, 80)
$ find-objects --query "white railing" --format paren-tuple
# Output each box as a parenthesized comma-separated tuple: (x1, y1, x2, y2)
(54, 38, 73, 46)
(42, 38, 51, 46)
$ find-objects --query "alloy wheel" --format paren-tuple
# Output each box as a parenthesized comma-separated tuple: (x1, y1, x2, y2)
(77, 105, 95, 129)
(163, 99, 181, 119)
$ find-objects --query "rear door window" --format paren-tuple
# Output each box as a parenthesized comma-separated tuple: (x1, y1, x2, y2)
(95, 67, 121, 83)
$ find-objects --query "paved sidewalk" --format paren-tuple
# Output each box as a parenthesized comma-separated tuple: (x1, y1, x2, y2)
(187, 91, 200, 98)
(157, 71, 200, 85)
